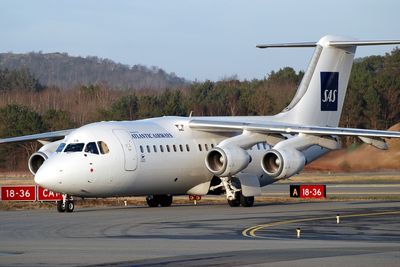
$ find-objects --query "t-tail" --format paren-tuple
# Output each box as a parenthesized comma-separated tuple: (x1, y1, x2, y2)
(258, 35, 400, 127)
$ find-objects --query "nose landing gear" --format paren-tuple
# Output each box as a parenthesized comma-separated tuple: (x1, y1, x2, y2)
(57, 194, 74, 213)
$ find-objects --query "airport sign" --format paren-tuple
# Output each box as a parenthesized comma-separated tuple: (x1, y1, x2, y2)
(290, 185, 326, 199)
(37, 186, 63, 201)
(1, 185, 36, 201)
(0, 185, 63, 201)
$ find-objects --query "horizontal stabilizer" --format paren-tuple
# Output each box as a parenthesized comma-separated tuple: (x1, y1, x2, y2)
(330, 40, 400, 47)
(257, 39, 400, 49)
(256, 42, 316, 48)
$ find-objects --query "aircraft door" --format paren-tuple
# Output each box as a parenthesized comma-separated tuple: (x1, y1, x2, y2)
(112, 129, 137, 171)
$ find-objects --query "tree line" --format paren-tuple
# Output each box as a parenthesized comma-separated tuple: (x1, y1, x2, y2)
(0, 48, 399, 171)
(0, 52, 188, 90)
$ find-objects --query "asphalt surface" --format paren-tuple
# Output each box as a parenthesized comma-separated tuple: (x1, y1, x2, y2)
(0, 200, 399, 267)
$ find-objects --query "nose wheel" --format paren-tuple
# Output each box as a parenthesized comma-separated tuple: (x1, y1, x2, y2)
(57, 195, 75, 213)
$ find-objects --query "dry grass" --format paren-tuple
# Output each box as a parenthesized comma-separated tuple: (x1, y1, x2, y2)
(280, 172, 400, 184)
(1, 172, 400, 211)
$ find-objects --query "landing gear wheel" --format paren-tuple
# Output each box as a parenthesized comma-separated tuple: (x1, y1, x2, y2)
(56, 200, 66, 213)
(159, 195, 173, 207)
(227, 192, 240, 207)
(227, 198, 240, 207)
(240, 195, 254, 207)
(146, 196, 160, 207)
(146, 195, 173, 207)
(65, 200, 75, 212)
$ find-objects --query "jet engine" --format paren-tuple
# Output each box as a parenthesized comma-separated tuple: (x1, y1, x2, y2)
(205, 146, 251, 177)
(261, 148, 305, 180)
(28, 140, 62, 175)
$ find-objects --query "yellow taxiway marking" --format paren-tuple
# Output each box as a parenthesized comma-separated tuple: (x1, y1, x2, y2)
(242, 210, 400, 238)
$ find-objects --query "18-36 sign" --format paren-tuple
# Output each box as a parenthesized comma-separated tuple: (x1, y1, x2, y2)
(290, 185, 326, 199)
(1, 186, 36, 201)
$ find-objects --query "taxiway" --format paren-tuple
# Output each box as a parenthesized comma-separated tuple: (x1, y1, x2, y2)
(0, 200, 399, 266)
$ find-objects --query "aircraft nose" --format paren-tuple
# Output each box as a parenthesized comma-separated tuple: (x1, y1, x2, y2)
(34, 161, 60, 191)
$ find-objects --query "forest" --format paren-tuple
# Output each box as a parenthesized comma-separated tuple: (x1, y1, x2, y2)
(0, 52, 188, 90)
(0, 48, 399, 171)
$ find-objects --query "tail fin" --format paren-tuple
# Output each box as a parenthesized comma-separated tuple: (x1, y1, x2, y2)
(258, 35, 400, 127)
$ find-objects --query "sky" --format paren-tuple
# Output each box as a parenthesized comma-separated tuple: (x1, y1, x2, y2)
(1, 0, 399, 81)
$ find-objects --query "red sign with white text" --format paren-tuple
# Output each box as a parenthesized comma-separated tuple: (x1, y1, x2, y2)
(1, 186, 36, 201)
(37, 186, 63, 201)
(299, 185, 326, 199)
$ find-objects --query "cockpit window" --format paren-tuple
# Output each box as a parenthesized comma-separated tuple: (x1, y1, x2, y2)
(64, 143, 85, 152)
(97, 141, 110, 154)
(85, 142, 99, 155)
(56, 143, 66, 153)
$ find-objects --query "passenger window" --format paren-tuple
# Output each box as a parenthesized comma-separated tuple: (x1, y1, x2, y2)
(56, 143, 66, 153)
(173, 145, 177, 152)
(153, 145, 157, 153)
(146, 145, 150, 153)
(263, 143, 267, 149)
(205, 144, 209, 151)
(85, 142, 99, 155)
(179, 144, 183, 152)
(198, 144, 202, 152)
(160, 145, 164, 152)
(186, 144, 190, 152)
(140, 145, 144, 153)
(64, 143, 84, 152)
(166, 145, 170, 152)
(211, 144, 214, 148)
(98, 141, 110, 154)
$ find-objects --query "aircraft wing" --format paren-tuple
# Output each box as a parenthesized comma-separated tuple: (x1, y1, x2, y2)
(0, 129, 74, 144)
(189, 119, 400, 149)
(188, 119, 400, 138)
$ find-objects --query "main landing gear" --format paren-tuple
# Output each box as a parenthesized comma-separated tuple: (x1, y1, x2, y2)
(146, 195, 173, 207)
(57, 194, 74, 213)
(227, 192, 254, 207)
(210, 177, 255, 207)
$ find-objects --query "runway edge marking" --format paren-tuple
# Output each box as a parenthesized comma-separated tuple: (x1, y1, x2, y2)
(242, 210, 400, 238)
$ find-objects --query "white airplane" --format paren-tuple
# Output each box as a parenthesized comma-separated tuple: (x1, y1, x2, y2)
(1, 35, 400, 213)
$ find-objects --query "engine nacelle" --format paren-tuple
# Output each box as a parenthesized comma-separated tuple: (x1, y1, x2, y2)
(261, 148, 305, 180)
(205, 146, 251, 177)
(28, 140, 63, 175)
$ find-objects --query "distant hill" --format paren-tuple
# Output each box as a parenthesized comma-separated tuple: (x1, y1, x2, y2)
(0, 52, 189, 90)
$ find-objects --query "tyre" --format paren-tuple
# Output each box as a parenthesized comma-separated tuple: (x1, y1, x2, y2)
(227, 198, 240, 207)
(159, 195, 173, 207)
(227, 192, 240, 207)
(240, 194, 254, 207)
(146, 195, 160, 207)
(65, 200, 75, 212)
(57, 200, 65, 213)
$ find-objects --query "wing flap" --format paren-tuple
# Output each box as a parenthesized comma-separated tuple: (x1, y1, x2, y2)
(358, 136, 388, 150)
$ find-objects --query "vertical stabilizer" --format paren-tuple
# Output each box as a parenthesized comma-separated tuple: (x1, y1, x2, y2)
(275, 35, 355, 127)
(257, 35, 400, 127)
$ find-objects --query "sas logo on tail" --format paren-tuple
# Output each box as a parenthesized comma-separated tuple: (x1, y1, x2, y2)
(320, 72, 339, 111)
